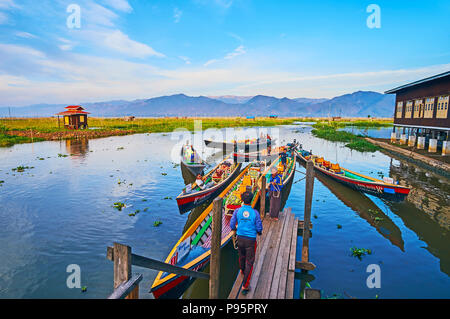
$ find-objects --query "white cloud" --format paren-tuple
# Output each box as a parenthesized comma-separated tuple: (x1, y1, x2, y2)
(102, 0, 133, 13)
(15, 31, 38, 39)
(224, 45, 246, 59)
(0, 43, 449, 106)
(179, 56, 191, 65)
(174, 7, 182, 23)
(57, 38, 76, 51)
(84, 2, 119, 27)
(103, 30, 165, 58)
(204, 59, 218, 67)
(204, 45, 246, 66)
(227, 32, 243, 43)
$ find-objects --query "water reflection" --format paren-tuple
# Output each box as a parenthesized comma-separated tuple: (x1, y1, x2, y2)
(387, 158, 450, 276)
(389, 158, 450, 230)
(63, 138, 90, 158)
(308, 165, 405, 251)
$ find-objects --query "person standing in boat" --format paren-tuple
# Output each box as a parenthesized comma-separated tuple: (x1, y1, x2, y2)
(267, 167, 283, 220)
(280, 147, 288, 171)
(190, 145, 195, 163)
(230, 191, 263, 295)
(266, 134, 272, 155)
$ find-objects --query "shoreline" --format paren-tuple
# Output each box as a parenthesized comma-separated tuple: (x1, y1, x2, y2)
(0, 117, 393, 148)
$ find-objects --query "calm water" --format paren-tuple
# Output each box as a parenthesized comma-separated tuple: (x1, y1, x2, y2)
(339, 126, 392, 139)
(0, 125, 449, 299)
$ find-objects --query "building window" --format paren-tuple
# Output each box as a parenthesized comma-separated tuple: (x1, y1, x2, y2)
(396, 101, 403, 118)
(424, 97, 435, 118)
(437, 96, 449, 118)
(413, 99, 423, 118)
(405, 101, 413, 118)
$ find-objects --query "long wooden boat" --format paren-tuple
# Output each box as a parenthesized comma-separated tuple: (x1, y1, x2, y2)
(259, 150, 297, 214)
(176, 157, 242, 214)
(151, 162, 264, 299)
(295, 148, 411, 202)
(231, 146, 284, 162)
(204, 138, 276, 152)
(180, 144, 206, 177)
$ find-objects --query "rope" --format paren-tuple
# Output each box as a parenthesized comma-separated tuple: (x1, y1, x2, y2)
(294, 177, 306, 184)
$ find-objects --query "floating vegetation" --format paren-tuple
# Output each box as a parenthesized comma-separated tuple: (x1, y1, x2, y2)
(81, 286, 87, 292)
(12, 165, 34, 172)
(350, 247, 372, 260)
(161, 172, 167, 176)
(143, 208, 149, 212)
(374, 217, 383, 222)
(142, 199, 147, 202)
(37, 157, 45, 160)
(113, 202, 126, 211)
(117, 147, 124, 150)
(0, 180, 4, 186)
(311, 123, 380, 153)
(313, 214, 318, 219)
(128, 212, 136, 217)
(337, 224, 342, 229)
(163, 196, 172, 200)
(58, 153, 68, 157)
(173, 163, 180, 168)
(153, 220, 162, 227)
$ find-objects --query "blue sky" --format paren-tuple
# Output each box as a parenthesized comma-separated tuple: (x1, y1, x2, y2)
(0, 0, 449, 106)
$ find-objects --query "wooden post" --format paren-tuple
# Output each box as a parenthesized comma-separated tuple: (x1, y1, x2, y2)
(260, 176, 266, 220)
(299, 160, 316, 271)
(209, 197, 223, 299)
(113, 243, 139, 299)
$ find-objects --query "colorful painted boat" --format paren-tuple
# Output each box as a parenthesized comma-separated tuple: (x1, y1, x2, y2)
(231, 146, 284, 162)
(204, 137, 275, 152)
(180, 144, 206, 177)
(176, 157, 242, 214)
(259, 149, 297, 214)
(151, 162, 264, 299)
(295, 148, 411, 201)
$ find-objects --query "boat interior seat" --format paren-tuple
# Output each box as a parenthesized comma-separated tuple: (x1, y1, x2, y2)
(331, 164, 341, 172)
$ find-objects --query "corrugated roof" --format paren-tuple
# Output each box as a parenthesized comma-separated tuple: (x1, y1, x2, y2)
(385, 71, 450, 94)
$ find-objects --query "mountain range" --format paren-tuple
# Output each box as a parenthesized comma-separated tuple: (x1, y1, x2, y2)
(0, 91, 395, 118)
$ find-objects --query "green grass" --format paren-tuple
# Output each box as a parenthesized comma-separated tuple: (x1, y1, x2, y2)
(0, 117, 301, 133)
(0, 133, 44, 147)
(311, 123, 380, 153)
(0, 117, 392, 148)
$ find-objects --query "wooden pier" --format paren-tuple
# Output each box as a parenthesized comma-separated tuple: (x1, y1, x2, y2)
(228, 160, 318, 299)
(228, 207, 299, 299)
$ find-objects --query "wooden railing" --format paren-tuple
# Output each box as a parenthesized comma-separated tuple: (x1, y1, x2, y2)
(106, 197, 224, 299)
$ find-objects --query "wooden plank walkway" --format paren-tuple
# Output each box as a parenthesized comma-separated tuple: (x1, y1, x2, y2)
(228, 207, 299, 299)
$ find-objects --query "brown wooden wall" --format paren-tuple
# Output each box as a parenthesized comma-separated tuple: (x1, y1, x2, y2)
(393, 75, 450, 129)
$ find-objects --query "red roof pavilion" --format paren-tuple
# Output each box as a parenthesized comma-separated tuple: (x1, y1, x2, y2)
(56, 105, 90, 129)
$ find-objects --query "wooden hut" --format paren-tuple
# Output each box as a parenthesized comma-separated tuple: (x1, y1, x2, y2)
(57, 105, 90, 129)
